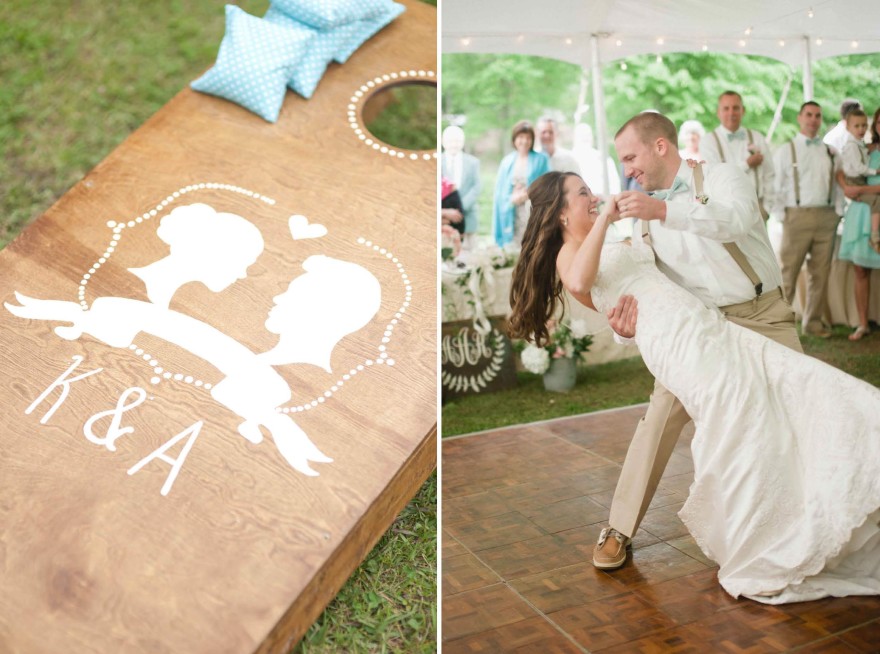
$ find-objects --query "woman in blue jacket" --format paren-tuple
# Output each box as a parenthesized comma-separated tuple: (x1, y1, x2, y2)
(493, 121, 550, 247)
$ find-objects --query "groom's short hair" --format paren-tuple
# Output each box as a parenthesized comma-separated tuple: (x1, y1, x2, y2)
(615, 112, 677, 146)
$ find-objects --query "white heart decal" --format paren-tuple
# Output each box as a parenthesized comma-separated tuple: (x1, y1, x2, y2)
(289, 214, 327, 240)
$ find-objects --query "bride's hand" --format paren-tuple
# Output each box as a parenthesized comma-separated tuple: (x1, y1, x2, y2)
(599, 195, 622, 223)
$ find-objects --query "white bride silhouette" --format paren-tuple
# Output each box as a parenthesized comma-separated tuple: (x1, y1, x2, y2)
(5, 203, 382, 476)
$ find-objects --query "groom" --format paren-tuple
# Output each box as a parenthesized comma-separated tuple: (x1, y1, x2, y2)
(593, 112, 803, 570)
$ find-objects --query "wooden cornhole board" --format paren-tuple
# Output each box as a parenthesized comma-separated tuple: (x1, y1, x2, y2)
(0, 2, 436, 652)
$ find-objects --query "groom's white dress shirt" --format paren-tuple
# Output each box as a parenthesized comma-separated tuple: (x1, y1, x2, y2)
(640, 160, 783, 308)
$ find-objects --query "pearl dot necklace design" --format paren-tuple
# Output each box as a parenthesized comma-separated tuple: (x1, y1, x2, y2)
(347, 70, 437, 161)
(278, 236, 410, 414)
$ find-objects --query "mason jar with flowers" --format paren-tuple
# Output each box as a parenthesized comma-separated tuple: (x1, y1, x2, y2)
(517, 318, 593, 392)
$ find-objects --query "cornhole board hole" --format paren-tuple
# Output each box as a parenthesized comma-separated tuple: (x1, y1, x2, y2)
(0, 2, 436, 652)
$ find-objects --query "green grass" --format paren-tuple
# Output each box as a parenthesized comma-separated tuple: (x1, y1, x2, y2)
(1, 2, 436, 651)
(296, 473, 436, 653)
(367, 83, 437, 152)
(442, 326, 880, 437)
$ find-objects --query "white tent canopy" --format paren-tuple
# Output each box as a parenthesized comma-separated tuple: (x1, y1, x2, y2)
(443, 0, 880, 70)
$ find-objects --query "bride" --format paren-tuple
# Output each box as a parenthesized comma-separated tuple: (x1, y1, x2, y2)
(507, 170, 880, 604)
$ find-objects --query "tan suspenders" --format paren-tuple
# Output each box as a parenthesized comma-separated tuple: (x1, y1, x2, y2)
(789, 140, 834, 207)
(643, 163, 764, 299)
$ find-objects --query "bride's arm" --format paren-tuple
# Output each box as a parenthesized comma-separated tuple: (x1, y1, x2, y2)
(557, 201, 618, 297)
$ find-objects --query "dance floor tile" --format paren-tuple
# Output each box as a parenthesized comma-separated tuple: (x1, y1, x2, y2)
(443, 530, 469, 559)
(493, 464, 623, 512)
(639, 506, 691, 541)
(682, 601, 831, 651)
(604, 542, 709, 589)
(521, 494, 608, 533)
(632, 567, 737, 625)
(790, 637, 859, 653)
(593, 625, 714, 653)
(447, 511, 545, 551)
(659, 452, 694, 478)
(778, 594, 880, 634)
(664, 534, 715, 566)
(443, 491, 515, 526)
(442, 616, 584, 654)
(548, 591, 679, 651)
(442, 583, 539, 642)
(510, 562, 629, 614)
(835, 619, 880, 652)
(442, 552, 500, 596)
(658, 472, 696, 495)
(476, 528, 595, 579)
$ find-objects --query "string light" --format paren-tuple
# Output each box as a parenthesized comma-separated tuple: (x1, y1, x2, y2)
(851, 40, 859, 48)
(656, 37, 664, 45)
(807, 7, 814, 17)
(739, 39, 747, 47)
(702, 43, 709, 52)
(615, 39, 623, 46)
(565, 37, 572, 45)
(778, 39, 785, 47)
(620, 62, 628, 70)
(656, 55, 662, 63)
(516, 34, 524, 43)
(815, 38, 823, 45)
(460, 37, 470, 46)
(744, 26, 753, 36)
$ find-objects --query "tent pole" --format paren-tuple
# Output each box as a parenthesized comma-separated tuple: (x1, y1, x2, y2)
(766, 70, 794, 142)
(803, 36, 814, 101)
(590, 35, 611, 196)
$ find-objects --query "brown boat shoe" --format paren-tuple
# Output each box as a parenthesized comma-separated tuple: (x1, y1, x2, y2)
(592, 527, 632, 570)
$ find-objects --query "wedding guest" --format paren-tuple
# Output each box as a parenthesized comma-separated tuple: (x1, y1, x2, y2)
(492, 120, 549, 247)
(441, 126, 482, 250)
(678, 119, 705, 161)
(536, 116, 581, 175)
(839, 106, 880, 340)
(573, 123, 621, 197)
(840, 108, 880, 253)
(701, 90, 776, 221)
(824, 97, 862, 152)
(772, 101, 843, 337)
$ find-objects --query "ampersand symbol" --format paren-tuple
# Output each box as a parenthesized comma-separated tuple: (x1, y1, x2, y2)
(83, 387, 148, 451)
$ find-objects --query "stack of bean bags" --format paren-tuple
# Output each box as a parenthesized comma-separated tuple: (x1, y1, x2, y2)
(192, 0, 405, 122)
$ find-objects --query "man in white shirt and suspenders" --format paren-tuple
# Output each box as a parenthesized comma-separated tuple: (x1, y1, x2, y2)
(591, 112, 802, 570)
(772, 101, 843, 338)
(701, 91, 776, 223)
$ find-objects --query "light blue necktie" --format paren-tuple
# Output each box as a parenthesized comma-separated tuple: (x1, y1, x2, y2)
(727, 131, 747, 141)
(805, 137, 822, 146)
(650, 176, 689, 200)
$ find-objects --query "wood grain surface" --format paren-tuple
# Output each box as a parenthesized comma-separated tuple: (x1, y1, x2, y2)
(0, 2, 436, 652)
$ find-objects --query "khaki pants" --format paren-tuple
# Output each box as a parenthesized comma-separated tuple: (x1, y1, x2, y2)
(608, 289, 803, 538)
(779, 207, 840, 333)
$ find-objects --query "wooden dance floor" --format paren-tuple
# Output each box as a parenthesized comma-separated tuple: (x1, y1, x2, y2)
(442, 405, 880, 653)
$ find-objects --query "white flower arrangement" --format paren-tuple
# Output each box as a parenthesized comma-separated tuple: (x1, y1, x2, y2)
(514, 319, 594, 375)
(520, 344, 551, 374)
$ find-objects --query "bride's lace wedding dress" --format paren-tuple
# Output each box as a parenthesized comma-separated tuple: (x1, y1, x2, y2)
(590, 240, 880, 603)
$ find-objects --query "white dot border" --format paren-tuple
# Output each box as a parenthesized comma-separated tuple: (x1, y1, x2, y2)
(348, 70, 437, 161)
(276, 236, 409, 414)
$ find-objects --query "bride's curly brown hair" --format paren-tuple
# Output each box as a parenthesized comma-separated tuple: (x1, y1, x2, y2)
(507, 171, 580, 346)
